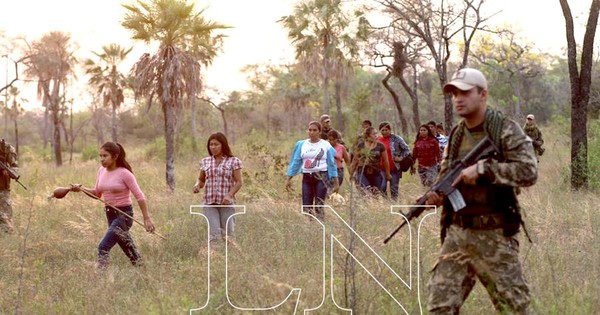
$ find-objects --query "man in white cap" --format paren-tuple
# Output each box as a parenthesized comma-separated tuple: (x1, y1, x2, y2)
(423, 68, 537, 314)
(523, 114, 544, 160)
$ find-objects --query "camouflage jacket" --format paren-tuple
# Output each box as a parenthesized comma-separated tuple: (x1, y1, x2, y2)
(0, 140, 18, 190)
(440, 111, 538, 188)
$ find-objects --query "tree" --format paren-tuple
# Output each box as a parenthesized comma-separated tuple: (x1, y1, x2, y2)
(376, 0, 492, 131)
(280, 0, 369, 128)
(3, 86, 25, 154)
(559, 0, 600, 190)
(84, 43, 132, 142)
(23, 31, 76, 166)
(471, 31, 546, 118)
(122, 0, 228, 191)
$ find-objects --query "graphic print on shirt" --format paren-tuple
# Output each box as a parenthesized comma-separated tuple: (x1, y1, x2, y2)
(304, 148, 324, 169)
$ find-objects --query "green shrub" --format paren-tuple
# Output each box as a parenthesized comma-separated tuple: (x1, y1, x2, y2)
(80, 145, 99, 161)
(143, 136, 166, 161)
(588, 119, 600, 190)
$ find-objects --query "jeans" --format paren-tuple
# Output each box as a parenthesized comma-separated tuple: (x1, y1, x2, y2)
(98, 205, 141, 267)
(381, 169, 402, 201)
(358, 169, 383, 193)
(204, 205, 236, 241)
(302, 172, 328, 219)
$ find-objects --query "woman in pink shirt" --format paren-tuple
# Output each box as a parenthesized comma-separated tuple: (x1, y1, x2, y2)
(72, 142, 155, 269)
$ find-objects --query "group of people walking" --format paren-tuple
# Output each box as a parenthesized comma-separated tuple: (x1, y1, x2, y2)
(285, 113, 450, 214)
(1, 67, 543, 315)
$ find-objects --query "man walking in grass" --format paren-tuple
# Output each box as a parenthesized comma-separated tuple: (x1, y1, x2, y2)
(424, 68, 537, 314)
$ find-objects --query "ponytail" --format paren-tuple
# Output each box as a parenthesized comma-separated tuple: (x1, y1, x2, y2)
(101, 142, 133, 173)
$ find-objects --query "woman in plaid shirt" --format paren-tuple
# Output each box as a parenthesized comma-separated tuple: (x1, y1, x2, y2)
(193, 132, 243, 243)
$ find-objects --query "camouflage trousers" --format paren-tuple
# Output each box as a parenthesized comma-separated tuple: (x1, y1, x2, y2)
(427, 225, 530, 314)
(0, 190, 14, 233)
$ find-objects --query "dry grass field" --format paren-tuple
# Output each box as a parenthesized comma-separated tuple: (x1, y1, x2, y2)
(1, 126, 598, 314)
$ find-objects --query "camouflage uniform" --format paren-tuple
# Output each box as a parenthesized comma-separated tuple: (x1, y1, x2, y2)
(523, 123, 544, 158)
(0, 139, 18, 233)
(427, 110, 538, 314)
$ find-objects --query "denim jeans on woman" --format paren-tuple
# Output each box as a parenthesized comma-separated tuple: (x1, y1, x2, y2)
(381, 168, 402, 201)
(358, 168, 383, 194)
(302, 172, 328, 219)
(98, 205, 141, 267)
(204, 205, 236, 242)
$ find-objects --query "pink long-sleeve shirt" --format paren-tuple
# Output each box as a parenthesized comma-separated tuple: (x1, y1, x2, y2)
(94, 167, 145, 207)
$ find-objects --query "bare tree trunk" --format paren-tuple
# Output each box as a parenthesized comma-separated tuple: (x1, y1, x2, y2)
(323, 75, 331, 115)
(191, 96, 198, 152)
(43, 97, 49, 149)
(334, 81, 345, 132)
(382, 72, 409, 136)
(51, 81, 62, 166)
(560, 0, 599, 190)
(398, 68, 420, 132)
(164, 103, 176, 191)
(111, 102, 118, 142)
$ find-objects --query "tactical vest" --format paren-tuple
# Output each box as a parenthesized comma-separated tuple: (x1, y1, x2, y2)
(440, 109, 524, 242)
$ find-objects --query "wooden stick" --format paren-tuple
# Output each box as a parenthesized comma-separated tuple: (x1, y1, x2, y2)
(79, 187, 167, 240)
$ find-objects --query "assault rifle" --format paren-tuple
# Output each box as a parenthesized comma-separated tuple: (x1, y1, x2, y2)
(0, 160, 27, 190)
(383, 136, 499, 244)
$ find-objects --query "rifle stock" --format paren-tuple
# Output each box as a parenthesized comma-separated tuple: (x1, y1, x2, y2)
(383, 136, 499, 244)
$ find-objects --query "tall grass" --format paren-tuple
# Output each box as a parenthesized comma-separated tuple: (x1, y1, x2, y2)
(0, 124, 598, 314)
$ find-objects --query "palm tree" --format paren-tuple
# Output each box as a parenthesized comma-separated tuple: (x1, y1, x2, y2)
(23, 31, 76, 166)
(280, 0, 369, 123)
(6, 86, 25, 154)
(122, 0, 228, 191)
(84, 43, 132, 142)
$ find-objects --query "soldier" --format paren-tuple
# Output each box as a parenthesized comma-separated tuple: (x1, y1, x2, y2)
(523, 114, 544, 161)
(0, 139, 18, 234)
(424, 68, 537, 314)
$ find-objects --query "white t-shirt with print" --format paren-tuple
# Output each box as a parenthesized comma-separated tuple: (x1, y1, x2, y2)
(301, 139, 331, 173)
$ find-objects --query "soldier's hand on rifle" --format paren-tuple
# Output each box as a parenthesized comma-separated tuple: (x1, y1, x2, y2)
(423, 191, 444, 207)
(451, 164, 479, 186)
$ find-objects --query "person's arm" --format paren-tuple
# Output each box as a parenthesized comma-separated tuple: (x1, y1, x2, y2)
(285, 141, 304, 192)
(223, 168, 242, 205)
(326, 146, 340, 193)
(193, 170, 206, 193)
(68, 184, 100, 198)
(397, 136, 410, 160)
(70, 168, 102, 198)
(137, 199, 155, 233)
(381, 147, 391, 180)
(342, 146, 351, 176)
(457, 120, 538, 187)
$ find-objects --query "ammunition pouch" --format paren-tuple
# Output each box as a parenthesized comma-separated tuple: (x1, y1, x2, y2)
(452, 212, 505, 230)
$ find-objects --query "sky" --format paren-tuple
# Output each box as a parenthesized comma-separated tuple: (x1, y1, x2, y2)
(0, 0, 592, 110)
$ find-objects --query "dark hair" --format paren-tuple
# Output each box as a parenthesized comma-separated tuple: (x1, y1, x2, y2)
(308, 121, 322, 132)
(363, 126, 376, 140)
(362, 120, 372, 127)
(328, 129, 340, 139)
(207, 132, 233, 157)
(101, 142, 133, 173)
(416, 124, 437, 142)
(436, 123, 444, 130)
(378, 121, 392, 131)
(427, 120, 436, 127)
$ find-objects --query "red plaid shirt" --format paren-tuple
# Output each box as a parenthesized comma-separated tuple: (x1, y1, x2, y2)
(413, 136, 441, 168)
(200, 156, 242, 205)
